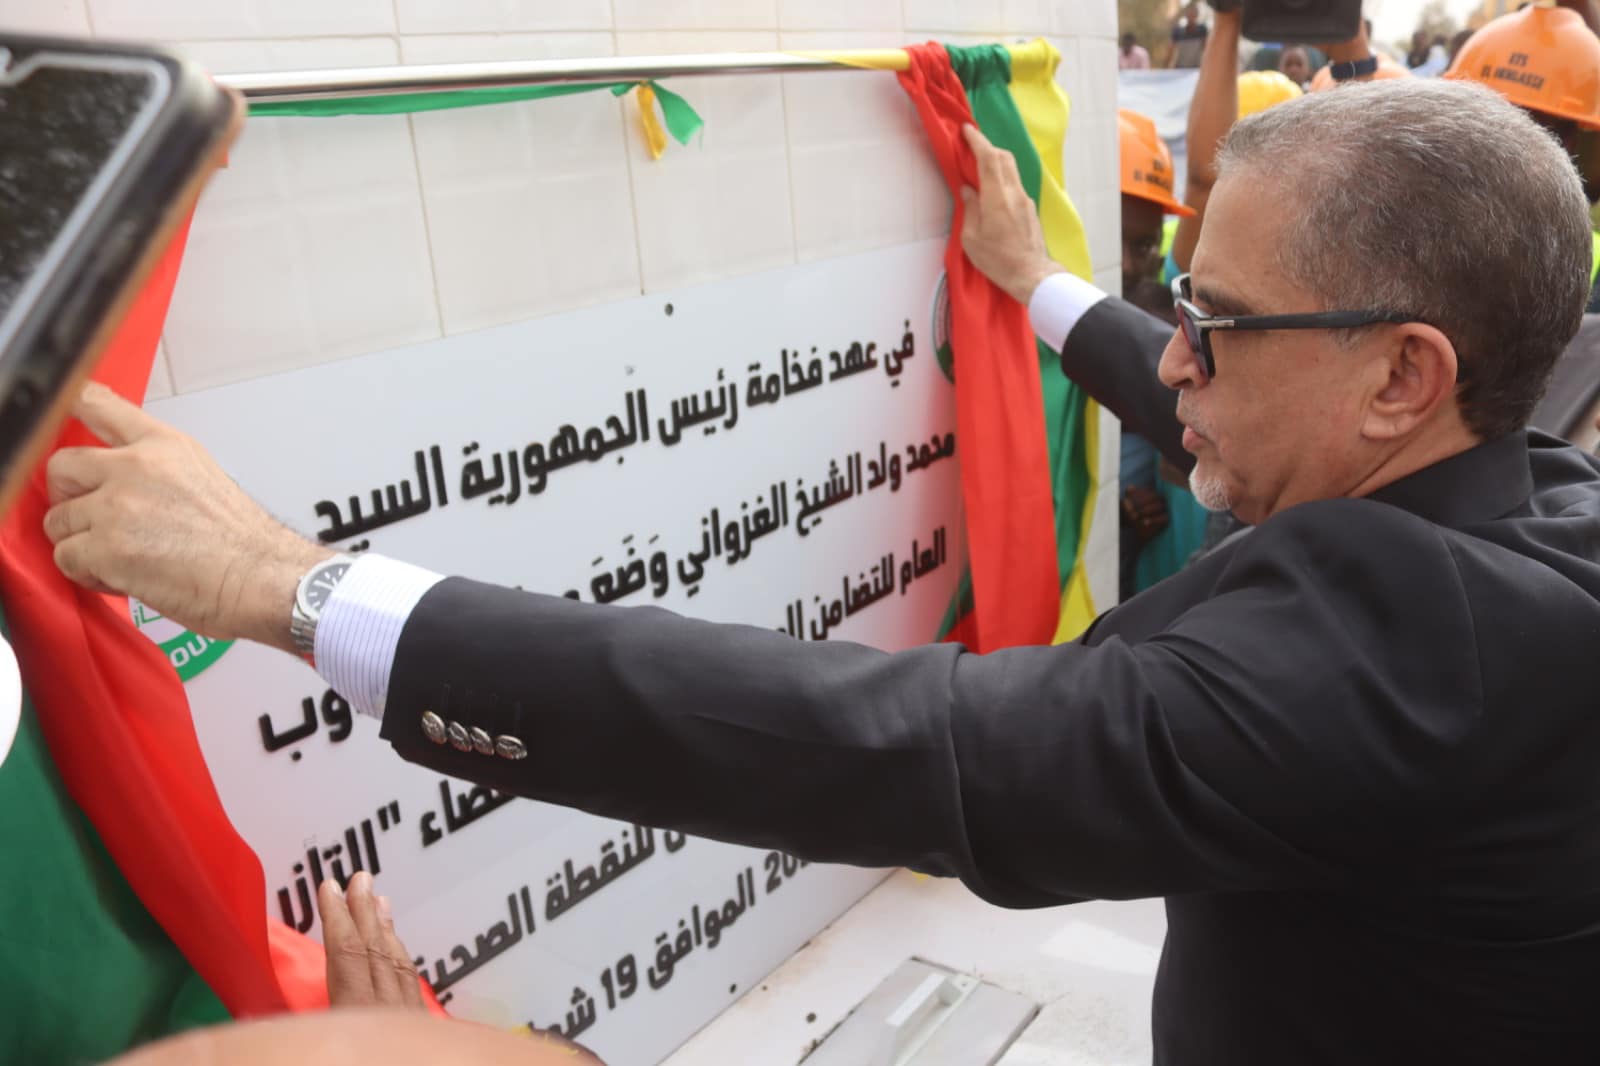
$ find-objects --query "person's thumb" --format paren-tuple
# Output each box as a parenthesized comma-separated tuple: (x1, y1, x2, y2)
(959, 185, 977, 206)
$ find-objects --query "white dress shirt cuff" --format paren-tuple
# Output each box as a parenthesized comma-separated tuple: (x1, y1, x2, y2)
(1028, 271, 1108, 354)
(315, 554, 444, 720)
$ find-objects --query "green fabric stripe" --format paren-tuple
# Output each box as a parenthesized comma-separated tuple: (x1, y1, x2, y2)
(938, 43, 1094, 639)
(248, 81, 705, 145)
(947, 46, 1042, 203)
(0, 608, 229, 1061)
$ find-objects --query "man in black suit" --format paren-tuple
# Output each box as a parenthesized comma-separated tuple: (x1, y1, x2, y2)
(43, 80, 1600, 1063)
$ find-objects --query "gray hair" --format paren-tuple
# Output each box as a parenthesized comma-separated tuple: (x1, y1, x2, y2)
(1216, 78, 1591, 440)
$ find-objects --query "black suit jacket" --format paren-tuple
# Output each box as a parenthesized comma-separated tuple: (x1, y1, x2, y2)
(1533, 313, 1600, 441)
(381, 297, 1600, 1064)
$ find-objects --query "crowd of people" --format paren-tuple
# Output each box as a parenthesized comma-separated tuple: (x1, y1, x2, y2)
(1121, 1, 1559, 87)
(10, 4, 1600, 1066)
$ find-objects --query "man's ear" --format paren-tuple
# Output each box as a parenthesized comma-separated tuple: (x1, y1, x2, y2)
(1362, 322, 1459, 441)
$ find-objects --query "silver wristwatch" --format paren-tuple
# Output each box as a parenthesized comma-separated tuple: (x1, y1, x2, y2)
(290, 554, 356, 665)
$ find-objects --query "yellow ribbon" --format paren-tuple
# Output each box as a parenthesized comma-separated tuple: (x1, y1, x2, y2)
(635, 83, 670, 160)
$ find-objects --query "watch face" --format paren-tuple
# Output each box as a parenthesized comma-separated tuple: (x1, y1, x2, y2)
(297, 561, 351, 618)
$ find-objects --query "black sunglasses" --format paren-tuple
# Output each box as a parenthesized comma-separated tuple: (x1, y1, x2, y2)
(1170, 273, 1413, 381)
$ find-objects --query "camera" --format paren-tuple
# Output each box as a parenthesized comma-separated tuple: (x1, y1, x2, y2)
(1238, 0, 1363, 43)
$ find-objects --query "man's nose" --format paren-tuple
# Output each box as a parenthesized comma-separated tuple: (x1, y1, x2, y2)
(1157, 327, 1203, 390)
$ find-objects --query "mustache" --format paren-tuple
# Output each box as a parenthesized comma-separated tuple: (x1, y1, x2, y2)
(1175, 400, 1212, 440)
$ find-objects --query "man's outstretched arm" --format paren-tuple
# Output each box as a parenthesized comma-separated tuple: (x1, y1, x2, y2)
(44, 386, 1464, 908)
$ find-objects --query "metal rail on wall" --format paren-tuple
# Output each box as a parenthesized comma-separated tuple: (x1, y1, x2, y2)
(216, 50, 913, 104)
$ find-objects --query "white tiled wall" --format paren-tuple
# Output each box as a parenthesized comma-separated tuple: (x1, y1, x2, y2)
(402, 32, 637, 335)
(780, 31, 926, 264)
(394, 0, 612, 34)
(7, 0, 1120, 396)
(617, 29, 796, 291)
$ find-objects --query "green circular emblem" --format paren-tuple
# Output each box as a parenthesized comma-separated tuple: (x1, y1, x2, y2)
(129, 599, 233, 682)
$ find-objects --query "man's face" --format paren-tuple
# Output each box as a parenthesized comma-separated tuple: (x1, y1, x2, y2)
(1185, 4, 1199, 24)
(1157, 169, 1388, 525)
(1122, 194, 1166, 297)
(1281, 49, 1310, 84)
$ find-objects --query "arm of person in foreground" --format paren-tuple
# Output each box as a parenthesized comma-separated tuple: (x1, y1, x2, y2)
(109, 1011, 601, 1066)
(44, 389, 1479, 908)
(1170, 3, 1240, 275)
(958, 125, 1189, 471)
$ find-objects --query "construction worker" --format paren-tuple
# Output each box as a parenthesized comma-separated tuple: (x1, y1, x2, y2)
(1446, 5, 1600, 300)
(1306, 49, 1411, 91)
(1445, 7, 1600, 187)
(1118, 108, 1194, 313)
(1447, 3, 1600, 154)
(1117, 108, 1195, 597)
(1304, 17, 1413, 92)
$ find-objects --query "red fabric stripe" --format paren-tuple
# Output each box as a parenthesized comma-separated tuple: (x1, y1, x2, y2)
(898, 44, 1060, 652)
(0, 216, 445, 1019)
(0, 217, 291, 1017)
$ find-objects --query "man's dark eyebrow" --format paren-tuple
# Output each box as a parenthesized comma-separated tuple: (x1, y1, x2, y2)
(1192, 283, 1255, 317)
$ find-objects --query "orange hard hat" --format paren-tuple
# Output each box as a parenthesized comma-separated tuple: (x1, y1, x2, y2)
(1118, 109, 1195, 217)
(1446, 5, 1600, 130)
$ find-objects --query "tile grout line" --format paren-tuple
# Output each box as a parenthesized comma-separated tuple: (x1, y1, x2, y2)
(92, 0, 181, 398)
(390, 0, 448, 337)
(612, 0, 651, 296)
(404, 114, 449, 336)
(776, 52, 802, 268)
(128, 0, 181, 400)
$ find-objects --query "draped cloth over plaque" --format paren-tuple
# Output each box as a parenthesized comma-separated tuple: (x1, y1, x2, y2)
(898, 42, 1100, 652)
(0, 216, 293, 1021)
(0, 216, 441, 1043)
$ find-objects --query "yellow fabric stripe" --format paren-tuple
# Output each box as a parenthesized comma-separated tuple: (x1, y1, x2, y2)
(1052, 401, 1100, 643)
(635, 84, 669, 160)
(1005, 39, 1102, 641)
(1005, 40, 1094, 282)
